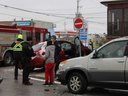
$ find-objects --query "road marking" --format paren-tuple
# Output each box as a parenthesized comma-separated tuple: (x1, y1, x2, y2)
(30, 77, 61, 84)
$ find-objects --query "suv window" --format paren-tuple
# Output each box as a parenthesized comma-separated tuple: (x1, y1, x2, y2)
(61, 42, 72, 50)
(97, 41, 127, 58)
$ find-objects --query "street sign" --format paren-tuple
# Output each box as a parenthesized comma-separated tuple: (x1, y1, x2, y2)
(80, 22, 88, 41)
(74, 18, 83, 29)
(12, 22, 31, 26)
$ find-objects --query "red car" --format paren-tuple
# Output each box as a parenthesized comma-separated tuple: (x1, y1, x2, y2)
(20, 37, 91, 71)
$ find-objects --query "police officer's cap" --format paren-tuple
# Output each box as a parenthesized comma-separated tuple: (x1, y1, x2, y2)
(27, 36, 32, 41)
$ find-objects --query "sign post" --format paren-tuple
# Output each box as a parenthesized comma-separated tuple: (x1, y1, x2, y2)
(74, 18, 84, 56)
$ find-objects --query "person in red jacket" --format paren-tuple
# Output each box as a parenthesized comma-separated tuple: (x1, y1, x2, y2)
(43, 41, 55, 86)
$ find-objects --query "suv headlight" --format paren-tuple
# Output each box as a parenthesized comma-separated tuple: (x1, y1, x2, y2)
(59, 61, 67, 70)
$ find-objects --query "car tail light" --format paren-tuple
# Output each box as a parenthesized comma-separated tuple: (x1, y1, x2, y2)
(42, 52, 45, 55)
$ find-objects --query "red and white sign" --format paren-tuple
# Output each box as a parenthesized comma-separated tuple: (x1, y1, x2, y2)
(74, 18, 83, 29)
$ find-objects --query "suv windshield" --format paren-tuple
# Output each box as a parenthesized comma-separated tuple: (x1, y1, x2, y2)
(32, 44, 43, 51)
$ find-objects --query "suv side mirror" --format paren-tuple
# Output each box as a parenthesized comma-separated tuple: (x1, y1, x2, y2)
(92, 50, 98, 59)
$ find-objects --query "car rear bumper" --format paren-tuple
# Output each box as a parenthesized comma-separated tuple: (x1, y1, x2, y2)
(56, 70, 66, 85)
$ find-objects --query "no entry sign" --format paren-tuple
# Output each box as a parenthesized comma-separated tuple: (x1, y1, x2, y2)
(74, 18, 83, 29)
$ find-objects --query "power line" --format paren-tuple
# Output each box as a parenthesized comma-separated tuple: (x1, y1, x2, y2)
(53, 18, 66, 23)
(0, 11, 69, 23)
(90, 0, 100, 5)
(89, 21, 107, 25)
(0, 4, 74, 19)
(0, 12, 33, 19)
(90, 27, 107, 31)
(27, 6, 106, 11)
(0, 11, 107, 25)
(42, 12, 106, 16)
(85, 17, 107, 19)
(89, 0, 107, 8)
(0, 4, 107, 19)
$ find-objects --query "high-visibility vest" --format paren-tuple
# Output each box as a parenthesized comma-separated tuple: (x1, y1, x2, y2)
(92, 38, 99, 49)
(10, 41, 24, 51)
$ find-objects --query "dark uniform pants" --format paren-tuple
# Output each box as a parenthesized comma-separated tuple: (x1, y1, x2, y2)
(54, 55, 60, 74)
(14, 58, 21, 77)
(22, 61, 30, 83)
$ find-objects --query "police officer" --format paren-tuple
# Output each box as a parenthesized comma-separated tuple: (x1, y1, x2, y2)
(51, 35, 61, 75)
(22, 36, 36, 85)
(10, 34, 24, 80)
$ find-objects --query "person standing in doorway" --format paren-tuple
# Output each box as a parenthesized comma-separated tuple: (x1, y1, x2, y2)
(10, 34, 24, 80)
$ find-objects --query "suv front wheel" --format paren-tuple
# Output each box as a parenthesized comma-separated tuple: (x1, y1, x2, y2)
(67, 72, 87, 94)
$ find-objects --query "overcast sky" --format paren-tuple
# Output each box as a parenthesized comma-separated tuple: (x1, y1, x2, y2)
(0, 0, 107, 34)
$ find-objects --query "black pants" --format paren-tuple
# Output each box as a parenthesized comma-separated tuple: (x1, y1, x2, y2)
(14, 58, 21, 77)
(22, 62, 30, 83)
(54, 56, 60, 74)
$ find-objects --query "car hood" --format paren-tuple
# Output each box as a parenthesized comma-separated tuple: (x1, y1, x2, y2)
(63, 55, 89, 71)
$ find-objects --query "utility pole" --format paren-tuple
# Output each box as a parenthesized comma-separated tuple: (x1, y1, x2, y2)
(64, 21, 66, 32)
(76, 0, 82, 57)
(77, 0, 79, 17)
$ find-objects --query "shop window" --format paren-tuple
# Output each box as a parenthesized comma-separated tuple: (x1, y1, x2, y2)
(125, 8, 128, 21)
(109, 9, 122, 22)
(108, 22, 122, 36)
(108, 9, 123, 36)
(36, 32, 40, 41)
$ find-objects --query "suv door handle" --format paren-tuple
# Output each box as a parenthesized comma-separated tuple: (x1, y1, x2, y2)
(117, 60, 124, 63)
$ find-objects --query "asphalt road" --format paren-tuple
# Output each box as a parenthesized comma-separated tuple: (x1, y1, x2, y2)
(0, 64, 128, 96)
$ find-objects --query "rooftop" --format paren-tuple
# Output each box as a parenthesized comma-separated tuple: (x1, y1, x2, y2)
(101, 0, 128, 6)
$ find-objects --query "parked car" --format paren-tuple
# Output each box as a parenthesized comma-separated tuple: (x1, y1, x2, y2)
(0, 75, 3, 84)
(56, 37, 128, 94)
(19, 37, 91, 71)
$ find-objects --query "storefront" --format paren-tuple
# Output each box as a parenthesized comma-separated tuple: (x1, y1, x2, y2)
(101, 0, 128, 41)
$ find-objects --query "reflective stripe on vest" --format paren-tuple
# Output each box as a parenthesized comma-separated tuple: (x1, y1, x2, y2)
(9, 47, 13, 50)
(13, 41, 23, 51)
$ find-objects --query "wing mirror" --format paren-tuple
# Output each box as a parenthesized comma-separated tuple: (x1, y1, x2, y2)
(42, 52, 45, 55)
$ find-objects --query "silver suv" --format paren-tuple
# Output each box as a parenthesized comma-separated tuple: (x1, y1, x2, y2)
(56, 37, 128, 94)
